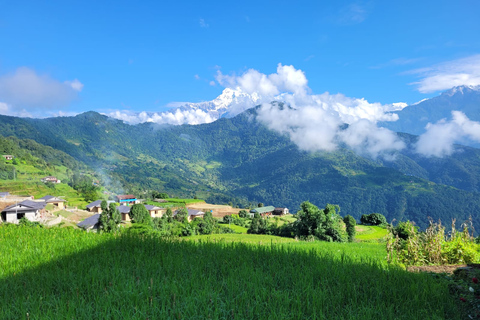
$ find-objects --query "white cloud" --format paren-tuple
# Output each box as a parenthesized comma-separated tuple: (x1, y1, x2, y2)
(416, 111, 480, 157)
(0, 67, 83, 111)
(215, 64, 309, 97)
(107, 108, 216, 125)
(339, 120, 406, 158)
(0, 101, 33, 118)
(0, 102, 8, 113)
(65, 79, 84, 92)
(409, 54, 480, 93)
(108, 63, 406, 158)
(199, 18, 209, 28)
(337, 3, 368, 25)
(257, 102, 405, 159)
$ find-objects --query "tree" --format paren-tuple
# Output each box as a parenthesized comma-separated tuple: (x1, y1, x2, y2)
(248, 213, 268, 234)
(164, 207, 173, 223)
(361, 213, 387, 226)
(198, 211, 216, 235)
(343, 215, 356, 242)
(129, 204, 151, 224)
(223, 215, 233, 224)
(175, 208, 188, 222)
(238, 210, 249, 219)
(258, 203, 264, 208)
(99, 201, 121, 232)
(152, 191, 169, 199)
(294, 202, 345, 242)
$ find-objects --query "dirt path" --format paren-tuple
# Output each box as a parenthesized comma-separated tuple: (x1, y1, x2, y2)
(407, 264, 480, 274)
(186, 203, 242, 218)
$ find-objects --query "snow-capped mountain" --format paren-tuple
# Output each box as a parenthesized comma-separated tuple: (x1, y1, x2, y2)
(380, 85, 480, 136)
(108, 88, 262, 125)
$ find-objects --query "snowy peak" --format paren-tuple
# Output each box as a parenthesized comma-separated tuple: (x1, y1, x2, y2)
(441, 85, 480, 97)
(107, 88, 263, 125)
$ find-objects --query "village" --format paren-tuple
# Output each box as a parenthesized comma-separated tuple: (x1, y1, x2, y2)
(0, 184, 290, 231)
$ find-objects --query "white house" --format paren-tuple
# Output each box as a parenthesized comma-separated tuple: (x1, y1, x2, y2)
(1, 200, 46, 223)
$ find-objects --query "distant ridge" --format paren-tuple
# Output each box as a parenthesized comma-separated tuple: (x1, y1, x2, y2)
(380, 85, 480, 138)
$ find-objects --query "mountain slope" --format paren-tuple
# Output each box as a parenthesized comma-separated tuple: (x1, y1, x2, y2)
(2, 109, 480, 229)
(381, 85, 480, 136)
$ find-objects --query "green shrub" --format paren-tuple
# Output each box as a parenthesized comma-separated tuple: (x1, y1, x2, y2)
(360, 213, 387, 226)
(343, 215, 356, 242)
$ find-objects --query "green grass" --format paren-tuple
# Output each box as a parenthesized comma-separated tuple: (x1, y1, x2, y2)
(0, 225, 461, 319)
(167, 198, 205, 204)
(57, 210, 73, 218)
(356, 225, 389, 242)
(219, 223, 248, 234)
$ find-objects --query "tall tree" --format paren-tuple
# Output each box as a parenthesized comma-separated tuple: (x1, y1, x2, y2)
(343, 215, 356, 242)
(99, 201, 121, 232)
(129, 204, 151, 224)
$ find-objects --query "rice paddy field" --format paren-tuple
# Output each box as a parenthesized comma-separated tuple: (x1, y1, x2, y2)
(0, 224, 461, 319)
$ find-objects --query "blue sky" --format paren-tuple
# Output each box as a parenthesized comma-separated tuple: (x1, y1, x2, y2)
(0, 0, 479, 118)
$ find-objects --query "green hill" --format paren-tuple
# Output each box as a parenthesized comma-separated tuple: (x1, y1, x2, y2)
(1, 110, 480, 229)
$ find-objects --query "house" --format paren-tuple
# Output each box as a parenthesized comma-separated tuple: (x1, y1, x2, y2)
(115, 195, 138, 205)
(117, 205, 131, 222)
(250, 206, 275, 216)
(41, 176, 61, 184)
(144, 204, 164, 218)
(39, 195, 66, 209)
(77, 214, 101, 231)
(1, 200, 46, 224)
(86, 200, 115, 213)
(86, 200, 103, 213)
(2, 155, 14, 160)
(273, 207, 289, 215)
(174, 209, 205, 222)
(0, 192, 9, 198)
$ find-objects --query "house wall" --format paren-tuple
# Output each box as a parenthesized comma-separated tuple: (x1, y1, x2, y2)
(5, 212, 18, 223)
(4, 211, 37, 223)
(92, 207, 102, 213)
(122, 213, 131, 222)
(51, 201, 65, 209)
(25, 211, 37, 221)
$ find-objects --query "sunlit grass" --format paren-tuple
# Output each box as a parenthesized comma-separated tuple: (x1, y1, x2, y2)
(356, 225, 389, 242)
(0, 225, 461, 319)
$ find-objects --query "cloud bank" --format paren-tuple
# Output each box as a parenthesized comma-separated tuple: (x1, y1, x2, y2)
(109, 109, 216, 125)
(217, 64, 407, 159)
(416, 111, 480, 157)
(409, 54, 480, 93)
(0, 67, 83, 117)
(108, 63, 407, 159)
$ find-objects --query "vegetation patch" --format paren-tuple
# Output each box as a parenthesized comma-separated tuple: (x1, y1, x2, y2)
(0, 225, 461, 319)
(356, 225, 389, 242)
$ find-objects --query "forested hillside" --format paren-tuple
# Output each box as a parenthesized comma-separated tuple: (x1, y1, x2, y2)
(1, 109, 480, 229)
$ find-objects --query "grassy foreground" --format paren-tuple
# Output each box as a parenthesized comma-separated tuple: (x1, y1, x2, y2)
(0, 225, 460, 319)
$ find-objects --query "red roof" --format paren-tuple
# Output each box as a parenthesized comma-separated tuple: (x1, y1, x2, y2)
(116, 194, 136, 200)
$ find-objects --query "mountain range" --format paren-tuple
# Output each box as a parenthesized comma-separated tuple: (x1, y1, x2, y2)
(1, 86, 480, 230)
(382, 85, 480, 137)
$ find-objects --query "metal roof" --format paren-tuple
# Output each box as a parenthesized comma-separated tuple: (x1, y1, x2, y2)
(117, 205, 131, 214)
(250, 206, 275, 214)
(40, 195, 66, 202)
(77, 214, 100, 228)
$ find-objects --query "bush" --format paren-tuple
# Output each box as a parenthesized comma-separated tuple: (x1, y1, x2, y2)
(129, 204, 151, 224)
(18, 217, 43, 228)
(360, 213, 387, 226)
(223, 215, 233, 224)
(343, 215, 356, 242)
(238, 210, 249, 218)
(386, 220, 480, 266)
